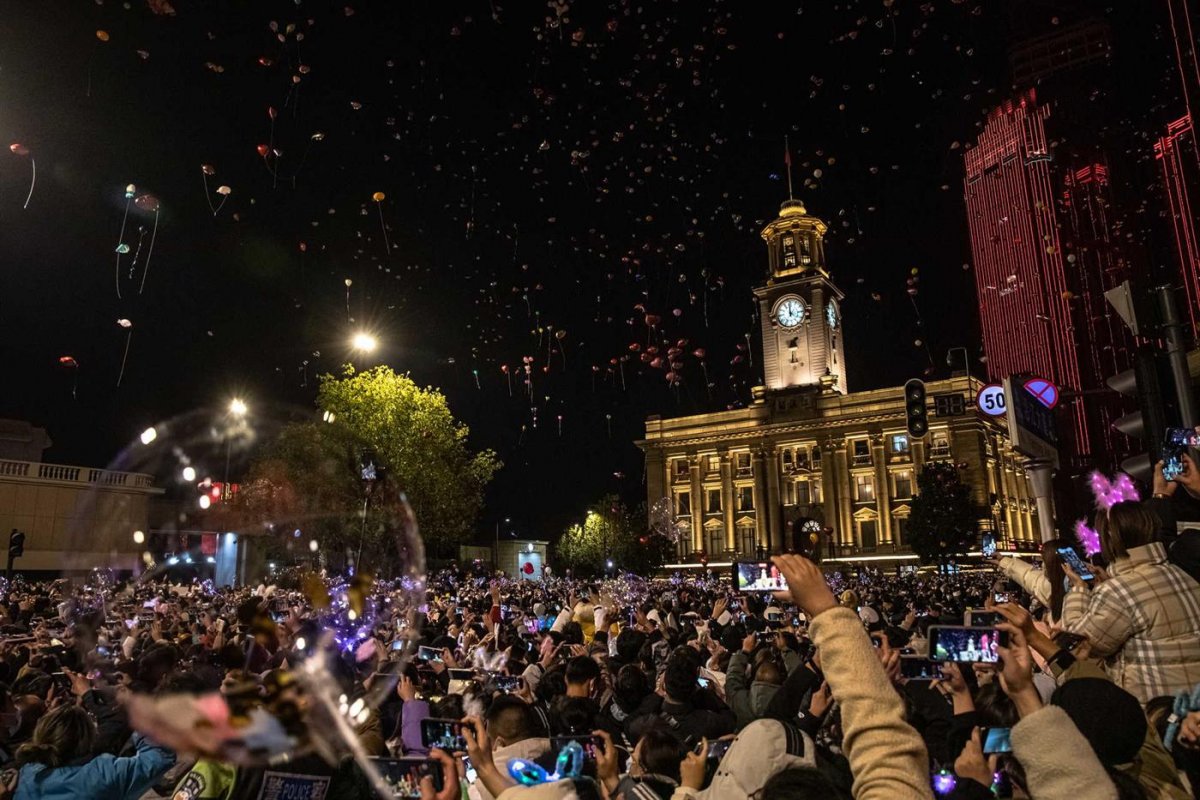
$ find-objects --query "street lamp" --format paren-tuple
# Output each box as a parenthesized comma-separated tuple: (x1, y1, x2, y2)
(351, 332, 378, 353)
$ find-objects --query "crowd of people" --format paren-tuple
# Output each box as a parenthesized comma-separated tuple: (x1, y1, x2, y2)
(0, 470, 1199, 798)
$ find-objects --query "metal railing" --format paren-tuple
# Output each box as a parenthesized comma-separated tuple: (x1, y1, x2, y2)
(0, 459, 155, 489)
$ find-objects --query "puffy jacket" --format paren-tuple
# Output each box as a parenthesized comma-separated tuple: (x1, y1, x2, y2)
(1062, 542, 1200, 702)
(15, 733, 173, 800)
(725, 650, 782, 731)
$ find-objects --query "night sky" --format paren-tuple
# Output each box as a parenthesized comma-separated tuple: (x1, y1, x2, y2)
(0, 1, 1184, 540)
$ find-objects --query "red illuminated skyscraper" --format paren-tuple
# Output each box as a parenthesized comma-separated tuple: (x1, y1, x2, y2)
(1155, 0, 1200, 337)
(964, 90, 1134, 469)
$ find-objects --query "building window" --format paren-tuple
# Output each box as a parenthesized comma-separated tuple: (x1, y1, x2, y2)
(782, 234, 797, 268)
(853, 439, 871, 465)
(796, 448, 810, 470)
(676, 491, 691, 516)
(673, 459, 689, 478)
(859, 520, 878, 551)
(795, 480, 811, 506)
(812, 447, 821, 466)
(931, 434, 951, 457)
(707, 489, 721, 513)
(707, 455, 720, 473)
(707, 528, 725, 556)
(677, 531, 692, 559)
(891, 434, 909, 454)
(799, 235, 813, 265)
(894, 471, 913, 499)
(782, 449, 794, 468)
(738, 487, 754, 511)
(738, 525, 757, 556)
(855, 475, 875, 502)
(894, 517, 908, 546)
(736, 452, 752, 473)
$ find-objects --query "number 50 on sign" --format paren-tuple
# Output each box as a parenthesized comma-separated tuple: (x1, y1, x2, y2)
(977, 384, 1006, 416)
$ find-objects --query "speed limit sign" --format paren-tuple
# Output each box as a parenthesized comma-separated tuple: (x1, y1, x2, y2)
(977, 384, 1007, 417)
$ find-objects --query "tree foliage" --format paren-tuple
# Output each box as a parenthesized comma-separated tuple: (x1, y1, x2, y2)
(553, 495, 673, 576)
(906, 460, 981, 564)
(237, 366, 500, 571)
(317, 366, 501, 550)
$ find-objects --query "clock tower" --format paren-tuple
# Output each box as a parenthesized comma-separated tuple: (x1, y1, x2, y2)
(753, 198, 847, 395)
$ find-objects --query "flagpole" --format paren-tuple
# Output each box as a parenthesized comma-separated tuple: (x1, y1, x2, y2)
(784, 135, 794, 200)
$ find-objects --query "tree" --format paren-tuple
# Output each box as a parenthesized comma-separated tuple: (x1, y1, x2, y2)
(552, 495, 673, 576)
(906, 461, 981, 564)
(316, 366, 501, 553)
(236, 366, 500, 572)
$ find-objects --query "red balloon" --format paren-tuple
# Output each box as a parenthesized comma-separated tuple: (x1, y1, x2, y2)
(256, 144, 270, 157)
(522, 562, 534, 575)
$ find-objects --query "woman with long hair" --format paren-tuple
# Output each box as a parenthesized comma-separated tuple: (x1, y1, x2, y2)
(1062, 501, 1200, 702)
(12, 705, 174, 800)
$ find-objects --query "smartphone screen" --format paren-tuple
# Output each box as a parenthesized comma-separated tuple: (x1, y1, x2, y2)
(982, 727, 1013, 755)
(697, 677, 710, 689)
(1055, 547, 1094, 582)
(420, 718, 467, 751)
(981, 533, 996, 558)
(492, 674, 522, 692)
(370, 756, 443, 798)
(929, 626, 1003, 663)
(1162, 427, 1200, 480)
(524, 618, 540, 634)
(732, 562, 788, 593)
(899, 656, 940, 680)
(964, 609, 1001, 627)
(706, 739, 733, 761)
(548, 735, 603, 761)
(417, 645, 443, 662)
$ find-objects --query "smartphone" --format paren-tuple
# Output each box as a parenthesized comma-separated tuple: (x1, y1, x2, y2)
(523, 618, 540, 635)
(981, 532, 996, 558)
(706, 739, 733, 761)
(448, 669, 475, 683)
(1162, 427, 1200, 480)
(417, 645, 443, 662)
(965, 609, 1001, 627)
(1052, 630, 1088, 651)
(124, 619, 137, 630)
(391, 640, 406, 652)
(370, 756, 443, 798)
(96, 645, 111, 658)
(982, 727, 1012, 755)
(549, 735, 603, 761)
(899, 656, 940, 681)
(1055, 547, 1094, 583)
(492, 674, 523, 693)
(756, 630, 776, 644)
(463, 756, 478, 785)
(420, 718, 468, 752)
(992, 592, 1011, 605)
(697, 677, 710, 689)
(455, 607, 466, 617)
(928, 626, 1005, 663)
(732, 562, 788, 593)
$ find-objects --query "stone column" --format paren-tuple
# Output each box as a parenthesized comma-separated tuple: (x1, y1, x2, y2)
(752, 449, 768, 553)
(821, 439, 839, 551)
(646, 448, 665, 510)
(720, 453, 735, 553)
(764, 443, 783, 552)
(689, 457, 704, 554)
(870, 432, 892, 544)
(832, 440, 853, 548)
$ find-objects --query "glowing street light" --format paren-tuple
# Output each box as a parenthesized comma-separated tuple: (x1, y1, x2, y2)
(351, 332, 378, 353)
(228, 397, 248, 417)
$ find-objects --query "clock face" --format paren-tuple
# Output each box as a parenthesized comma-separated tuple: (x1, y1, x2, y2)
(826, 303, 839, 329)
(775, 296, 806, 329)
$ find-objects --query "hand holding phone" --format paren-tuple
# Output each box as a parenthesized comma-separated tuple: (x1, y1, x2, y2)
(420, 718, 468, 752)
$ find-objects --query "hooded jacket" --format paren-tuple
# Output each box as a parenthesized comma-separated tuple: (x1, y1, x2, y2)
(724, 650, 782, 731)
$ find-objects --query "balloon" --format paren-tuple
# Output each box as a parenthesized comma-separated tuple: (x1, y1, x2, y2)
(58, 356, 78, 367)
(256, 144, 270, 158)
(95, 30, 110, 42)
(201, 164, 215, 176)
(117, 318, 132, 328)
(125, 184, 136, 198)
(555, 330, 566, 340)
(672, 308, 682, 317)
(8, 143, 28, 156)
(268, 106, 277, 120)
(216, 185, 232, 196)
(134, 194, 160, 212)
(372, 191, 386, 202)
(115, 243, 131, 254)
(344, 278, 353, 287)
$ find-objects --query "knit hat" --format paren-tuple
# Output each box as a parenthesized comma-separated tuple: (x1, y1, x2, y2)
(700, 719, 816, 798)
(1051, 678, 1146, 765)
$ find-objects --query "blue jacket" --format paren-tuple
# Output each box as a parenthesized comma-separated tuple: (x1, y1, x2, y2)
(14, 733, 174, 800)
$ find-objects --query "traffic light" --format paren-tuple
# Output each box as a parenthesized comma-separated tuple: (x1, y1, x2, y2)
(7, 530, 24, 559)
(904, 379, 928, 437)
(1108, 349, 1171, 481)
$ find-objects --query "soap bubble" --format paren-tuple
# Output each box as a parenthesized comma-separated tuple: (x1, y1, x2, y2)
(63, 404, 425, 791)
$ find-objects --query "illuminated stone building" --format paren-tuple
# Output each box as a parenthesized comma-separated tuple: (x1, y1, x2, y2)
(638, 200, 1040, 564)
